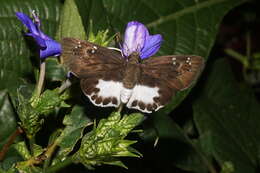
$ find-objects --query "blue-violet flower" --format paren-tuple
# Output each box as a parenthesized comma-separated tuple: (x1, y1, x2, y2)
(122, 21, 163, 59)
(16, 11, 61, 59)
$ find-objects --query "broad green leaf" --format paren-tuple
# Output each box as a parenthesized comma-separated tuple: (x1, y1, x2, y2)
(193, 59, 260, 173)
(57, 105, 92, 156)
(0, 90, 17, 149)
(0, 0, 61, 97)
(56, 0, 86, 40)
(45, 58, 66, 82)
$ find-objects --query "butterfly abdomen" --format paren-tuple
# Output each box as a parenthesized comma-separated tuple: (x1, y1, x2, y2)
(121, 53, 141, 103)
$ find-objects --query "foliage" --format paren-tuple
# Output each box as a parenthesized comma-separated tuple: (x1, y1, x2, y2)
(0, 0, 256, 173)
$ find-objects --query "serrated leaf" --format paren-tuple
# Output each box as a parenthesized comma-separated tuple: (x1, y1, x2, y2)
(193, 59, 260, 173)
(32, 89, 68, 116)
(17, 89, 42, 138)
(56, 0, 86, 40)
(76, 112, 143, 168)
(57, 105, 91, 156)
(13, 142, 31, 160)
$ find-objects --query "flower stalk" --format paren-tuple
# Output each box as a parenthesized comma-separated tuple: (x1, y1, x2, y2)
(36, 60, 46, 97)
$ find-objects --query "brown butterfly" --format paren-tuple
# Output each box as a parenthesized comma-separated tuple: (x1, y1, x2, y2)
(61, 38, 204, 113)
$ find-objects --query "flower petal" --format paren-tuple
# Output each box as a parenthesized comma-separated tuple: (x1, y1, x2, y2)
(39, 40, 61, 59)
(15, 12, 39, 36)
(122, 21, 148, 57)
(26, 33, 47, 48)
(140, 34, 163, 59)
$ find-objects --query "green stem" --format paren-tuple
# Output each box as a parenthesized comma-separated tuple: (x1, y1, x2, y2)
(29, 136, 36, 156)
(225, 49, 248, 68)
(36, 60, 46, 97)
(58, 79, 72, 94)
(117, 104, 123, 113)
(43, 141, 59, 172)
(45, 156, 75, 173)
(246, 32, 251, 60)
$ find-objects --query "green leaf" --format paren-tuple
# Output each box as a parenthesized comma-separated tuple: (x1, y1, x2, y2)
(13, 142, 31, 160)
(0, 90, 17, 149)
(17, 89, 42, 138)
(193, 59, 260, 173)
(45, 58, 66, 82)
(76, 112, 144, 169)
(0, 0, 61, 97)
(31, 89, 69, 116)
(0, 145, 23, 171)
(56, 0, 87, 40)
(57, 105, 92, 156)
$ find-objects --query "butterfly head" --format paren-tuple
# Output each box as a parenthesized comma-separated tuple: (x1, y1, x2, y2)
(127, 51, 142, 64)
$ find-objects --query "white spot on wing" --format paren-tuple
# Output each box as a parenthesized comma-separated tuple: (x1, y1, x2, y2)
(120, 88, 133, 103)
(126, 85, 161, 113)
(85, 79, 123, 107)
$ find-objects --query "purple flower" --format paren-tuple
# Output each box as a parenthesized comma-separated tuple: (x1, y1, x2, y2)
(16, 11, 61, 59)
(122, 21, 163, 59)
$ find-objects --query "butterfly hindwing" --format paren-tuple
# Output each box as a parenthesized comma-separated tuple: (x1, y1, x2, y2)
(126, 55, 204, 113)
(61, 38, 125, 107)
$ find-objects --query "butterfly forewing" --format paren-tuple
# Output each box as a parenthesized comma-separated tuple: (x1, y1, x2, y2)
(61, 38, 126, 108)
(126, 55, 204, 113)
(142, 55, 204, 90)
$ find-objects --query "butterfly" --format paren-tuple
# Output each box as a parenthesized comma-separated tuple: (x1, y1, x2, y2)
(61, 38, 204, 113)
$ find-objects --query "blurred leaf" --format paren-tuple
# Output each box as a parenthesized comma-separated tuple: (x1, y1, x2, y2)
(0, 145, 22, 171)
(16, 163, 42, 173)
(0, 0, 61, 97)
(194, 59, 260, 173)
(152, 113, 210, 173)
(56, 0, 86, 40)
(45, 58, 66, 82)
(57, 105, 92, 156)
(0, 90, 17, 149)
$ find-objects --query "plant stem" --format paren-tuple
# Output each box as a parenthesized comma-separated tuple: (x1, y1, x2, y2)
(29, 136, 36, 156)
(58, 79, 72, 94)
(0, 127, 23, 161)
(117, 104, 123, 113)
(43, 140, 59, 172)
(45, 156, 75, 173)
(36, 60, 46, 97)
